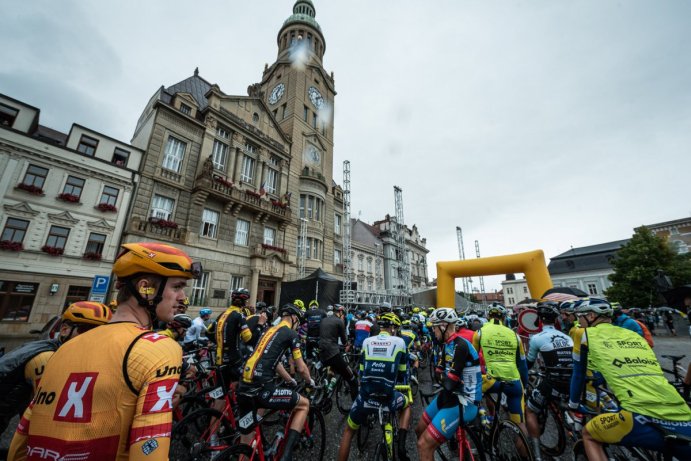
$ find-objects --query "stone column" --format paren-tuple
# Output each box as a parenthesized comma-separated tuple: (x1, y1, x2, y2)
(233, 147, 243, 183)
(249, 268, 260, 307)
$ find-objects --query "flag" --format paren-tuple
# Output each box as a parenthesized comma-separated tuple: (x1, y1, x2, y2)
(259, 182, 266, 196)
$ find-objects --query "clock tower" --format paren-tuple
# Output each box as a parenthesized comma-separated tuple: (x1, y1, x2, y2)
(259, 0, 340, 276)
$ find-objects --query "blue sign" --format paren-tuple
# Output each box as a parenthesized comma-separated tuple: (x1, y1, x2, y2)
(91, 275, 111, 295)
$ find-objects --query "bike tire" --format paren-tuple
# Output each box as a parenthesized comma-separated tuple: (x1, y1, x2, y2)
(214, 443, 253, 461)
(335, 376, 354, 415)
(357, 415, 373, 451)
(170, 408, 237, 461)
(371, 441, 390, 461)
(539, 403, 566, 457)
(462, 427, 487, 461)
(492, 419, 534, 461)
(294, 407, 326, 461)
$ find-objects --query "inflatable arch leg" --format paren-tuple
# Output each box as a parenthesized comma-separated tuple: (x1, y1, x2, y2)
(436, 250, 553, 307)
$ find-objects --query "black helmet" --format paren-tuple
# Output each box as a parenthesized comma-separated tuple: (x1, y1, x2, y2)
(232, 288, 250, 301)
(170, 314, 193, 329)
(255, 301, 267, 311)
(380, 302, 392, 313)
(536, 301, 559, 320)
(279, 303, 305, 323)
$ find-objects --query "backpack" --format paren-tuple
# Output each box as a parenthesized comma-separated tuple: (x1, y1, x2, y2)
(0, 339, 59, 418)
(634, 320, 654, 348)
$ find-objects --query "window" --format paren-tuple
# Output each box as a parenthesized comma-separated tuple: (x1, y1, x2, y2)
(299, 194, 323, 221)
(22, 164, 48, 188)
(358, 258, 364, 271)
(65, 286, 90, 307)
(312, 112, 317, 128)
(62, 175, 85, 199)
(150, 194, 174, 220)
(230, 275, 244, 292)
(303, 105, 309, 122)
(45, 225, 70, 250)
(263, 227, 276, 245)
(368, 279, 373, 291)
(367, 259, 373, 273)
(180, 103, 192, 115)
(312, 239, 321, 259)
(508, 297, 514, 305)
(334, 248, 342, 265)
(587, 283, 598, 295)
(212, 140, 229, 171)
(234, 219, 250, 246)
(0, 281, 39, 321)
(264, 168, 278, 194)
(241, 155, 255, 183)
(0, 103, 19, 127)
(112, 148, 129, 167)
(216, 125, 230, 139)
(334, 214, 342, 235)
(1, 218, 29, 243)
(523, 286, 528, 293)
(99, 186, 119, 206)
(245, 143, 256, 154)
(201, 208, 219, 238)
(190, 271, 209, 306)
(162, 136, 186, 172)
(281, 104, 287, 119)
(84, 233, 106, 255)
(77, 135, 99, 156)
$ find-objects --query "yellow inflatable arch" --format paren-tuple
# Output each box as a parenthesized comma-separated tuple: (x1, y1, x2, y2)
(436, 250, 553, 307)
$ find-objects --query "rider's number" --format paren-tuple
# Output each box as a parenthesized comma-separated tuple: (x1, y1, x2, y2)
(239, 411, 254, 429)
(208, 387, 224, 399)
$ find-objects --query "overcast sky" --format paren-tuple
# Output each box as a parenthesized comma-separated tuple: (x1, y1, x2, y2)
(2, 0, 690, 291)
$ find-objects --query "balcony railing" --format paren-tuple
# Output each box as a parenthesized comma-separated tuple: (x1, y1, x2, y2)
(128, 216, 187, 243)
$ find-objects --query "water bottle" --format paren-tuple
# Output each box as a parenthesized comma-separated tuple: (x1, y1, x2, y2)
(327, 376, 337, 393)
(384, 422, 393, 446)
(479, 408, 490, 429)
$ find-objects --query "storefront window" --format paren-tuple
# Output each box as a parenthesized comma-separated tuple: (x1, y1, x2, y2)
(0, 281, 39, 321)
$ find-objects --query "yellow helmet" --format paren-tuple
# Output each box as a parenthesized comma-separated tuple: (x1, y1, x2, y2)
(62, 301, 112, 326)
(377, 312, 401, 328)
(113, 242, 201, 280)
(412, 307, 421, 313)
(293, 299, 305, 311)
(308, 299, 319, 308)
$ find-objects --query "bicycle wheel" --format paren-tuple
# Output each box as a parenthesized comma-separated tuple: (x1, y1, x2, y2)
(492, 420, 534, 461)
(357, 415, 373, 451)
(335, 376, 354, 415)
(214, 443, 253, 460)
(538, 403, 566, 457)
(170, 408, 236, 461)
(462, 427, 487, 461)
(605, 444, 657, 461)
(371, 441, 390, 461)
(294, 407, 326, 461)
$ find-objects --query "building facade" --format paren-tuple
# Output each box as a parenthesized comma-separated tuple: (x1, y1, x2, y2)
(125, 0, 341, 310)
(547, 239, 630, 298)
(501, 277, 530, 307)
(644, 218, 691, 255)
(0, 94, 142, 346)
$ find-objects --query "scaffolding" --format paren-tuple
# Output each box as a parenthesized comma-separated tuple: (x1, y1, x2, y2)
(394, 186, 411, 298)
(456, 226, 470, 296)
(475, 240, 487, 304)
(340, 161, 353, 306)
(298, 218, 308, 279)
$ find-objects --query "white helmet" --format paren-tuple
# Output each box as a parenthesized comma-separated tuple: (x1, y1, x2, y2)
(429, 307, 459, 325)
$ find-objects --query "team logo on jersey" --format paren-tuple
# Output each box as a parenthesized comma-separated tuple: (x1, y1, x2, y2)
(27, 445, 90, 460)
(142, 379, 178, 414)
(54, 372, 98, 422)
(141, 332, 168, 343)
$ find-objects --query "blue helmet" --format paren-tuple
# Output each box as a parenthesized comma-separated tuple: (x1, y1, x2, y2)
(200, 308, 213, 316)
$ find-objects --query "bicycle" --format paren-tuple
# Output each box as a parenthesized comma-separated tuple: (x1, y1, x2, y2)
(525, 367, 573, 458)
(214, 383, 325, 461)
(370, 384, 412, 461)
(419, 386, 486, 461)
(660, 354, 690, 403)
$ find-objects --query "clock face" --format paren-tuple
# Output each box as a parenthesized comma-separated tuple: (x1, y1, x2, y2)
(268, 83, 285, 105)
(305, 145, 321, 164)
(308, 86, 324, 110)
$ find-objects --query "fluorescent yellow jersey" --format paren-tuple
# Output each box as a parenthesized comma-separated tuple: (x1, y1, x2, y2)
(9, 322, 182, 461)
(24, 351, 55, 393)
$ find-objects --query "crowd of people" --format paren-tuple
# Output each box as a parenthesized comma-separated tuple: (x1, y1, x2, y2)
(1, 240, 690, 461)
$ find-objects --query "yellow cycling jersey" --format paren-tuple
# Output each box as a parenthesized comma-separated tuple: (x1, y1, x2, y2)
(473, 320, 525, 381)
(9, 322, 182, 461)
(24, 351, 55, 393)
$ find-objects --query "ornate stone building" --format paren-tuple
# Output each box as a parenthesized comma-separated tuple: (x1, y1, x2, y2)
(125, 0, 341, 309)
(0, 93, 142, 346)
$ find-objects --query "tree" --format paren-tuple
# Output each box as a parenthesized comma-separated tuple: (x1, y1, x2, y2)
(606, 227, 691, 307)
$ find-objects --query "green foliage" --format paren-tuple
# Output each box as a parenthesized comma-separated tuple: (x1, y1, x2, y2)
(606, 227, 691, 307)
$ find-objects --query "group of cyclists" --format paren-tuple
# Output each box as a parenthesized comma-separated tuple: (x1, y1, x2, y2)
(1, 240, 691, 461)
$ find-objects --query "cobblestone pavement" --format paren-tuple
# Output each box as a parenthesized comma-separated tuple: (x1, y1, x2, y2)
(2, 334, 689, 461)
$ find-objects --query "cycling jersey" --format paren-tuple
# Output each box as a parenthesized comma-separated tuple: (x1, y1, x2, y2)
(318, 315, 347, 362)
(353, 319, 374, 348)
(183, 316, 206, 344)
(240, 320, 302, 390)
(8, 323, 182, 461)
(526, 325, 573, 372)
(399, 328, 419, 351)
(570, 323, 691, 421)
(306, 308, 327, 339)
(613, 313, 644, 337)
(473, 320, 528, 384)
(359, 332, 407, 396)
(215, 307, 251, 367)
(245, 314, 268, 349)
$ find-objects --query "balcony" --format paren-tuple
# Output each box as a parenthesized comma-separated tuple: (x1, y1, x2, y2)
(193, 164, 291, 228)
(127, 216, 187, 244)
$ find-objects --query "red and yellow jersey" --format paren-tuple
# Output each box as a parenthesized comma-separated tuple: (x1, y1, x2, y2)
(24, 351, 54, 393)
(9, 322, 182, 461)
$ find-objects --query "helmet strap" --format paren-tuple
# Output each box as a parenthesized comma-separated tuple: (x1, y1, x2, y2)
(125, 277, 167, 327)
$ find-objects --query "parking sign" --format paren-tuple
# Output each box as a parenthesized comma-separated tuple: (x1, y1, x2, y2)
(91, 275, 110, 295)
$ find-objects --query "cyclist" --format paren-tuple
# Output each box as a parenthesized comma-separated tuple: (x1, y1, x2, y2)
(183, 307, 212, 349)
(319, 305, 358, 399)
(245, 302, 270, 349)
(525, 301, 573, 460)
(353, 310, 376, 351)
(568, 297, 691, 460)
(337, 313, 412, 461)
(158, 313, 192, 341)
(238, 304, 314, 461)
(472, 302, 529, 431)
(9, 242, 200, 461)
(0, 302, 111, 437)
(215, 288, 252, 388)
(306, 300, 327, 360)
(399, 318, 421, 377)
(611, 302, 644, 337)
(416, 308, 482, 461)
